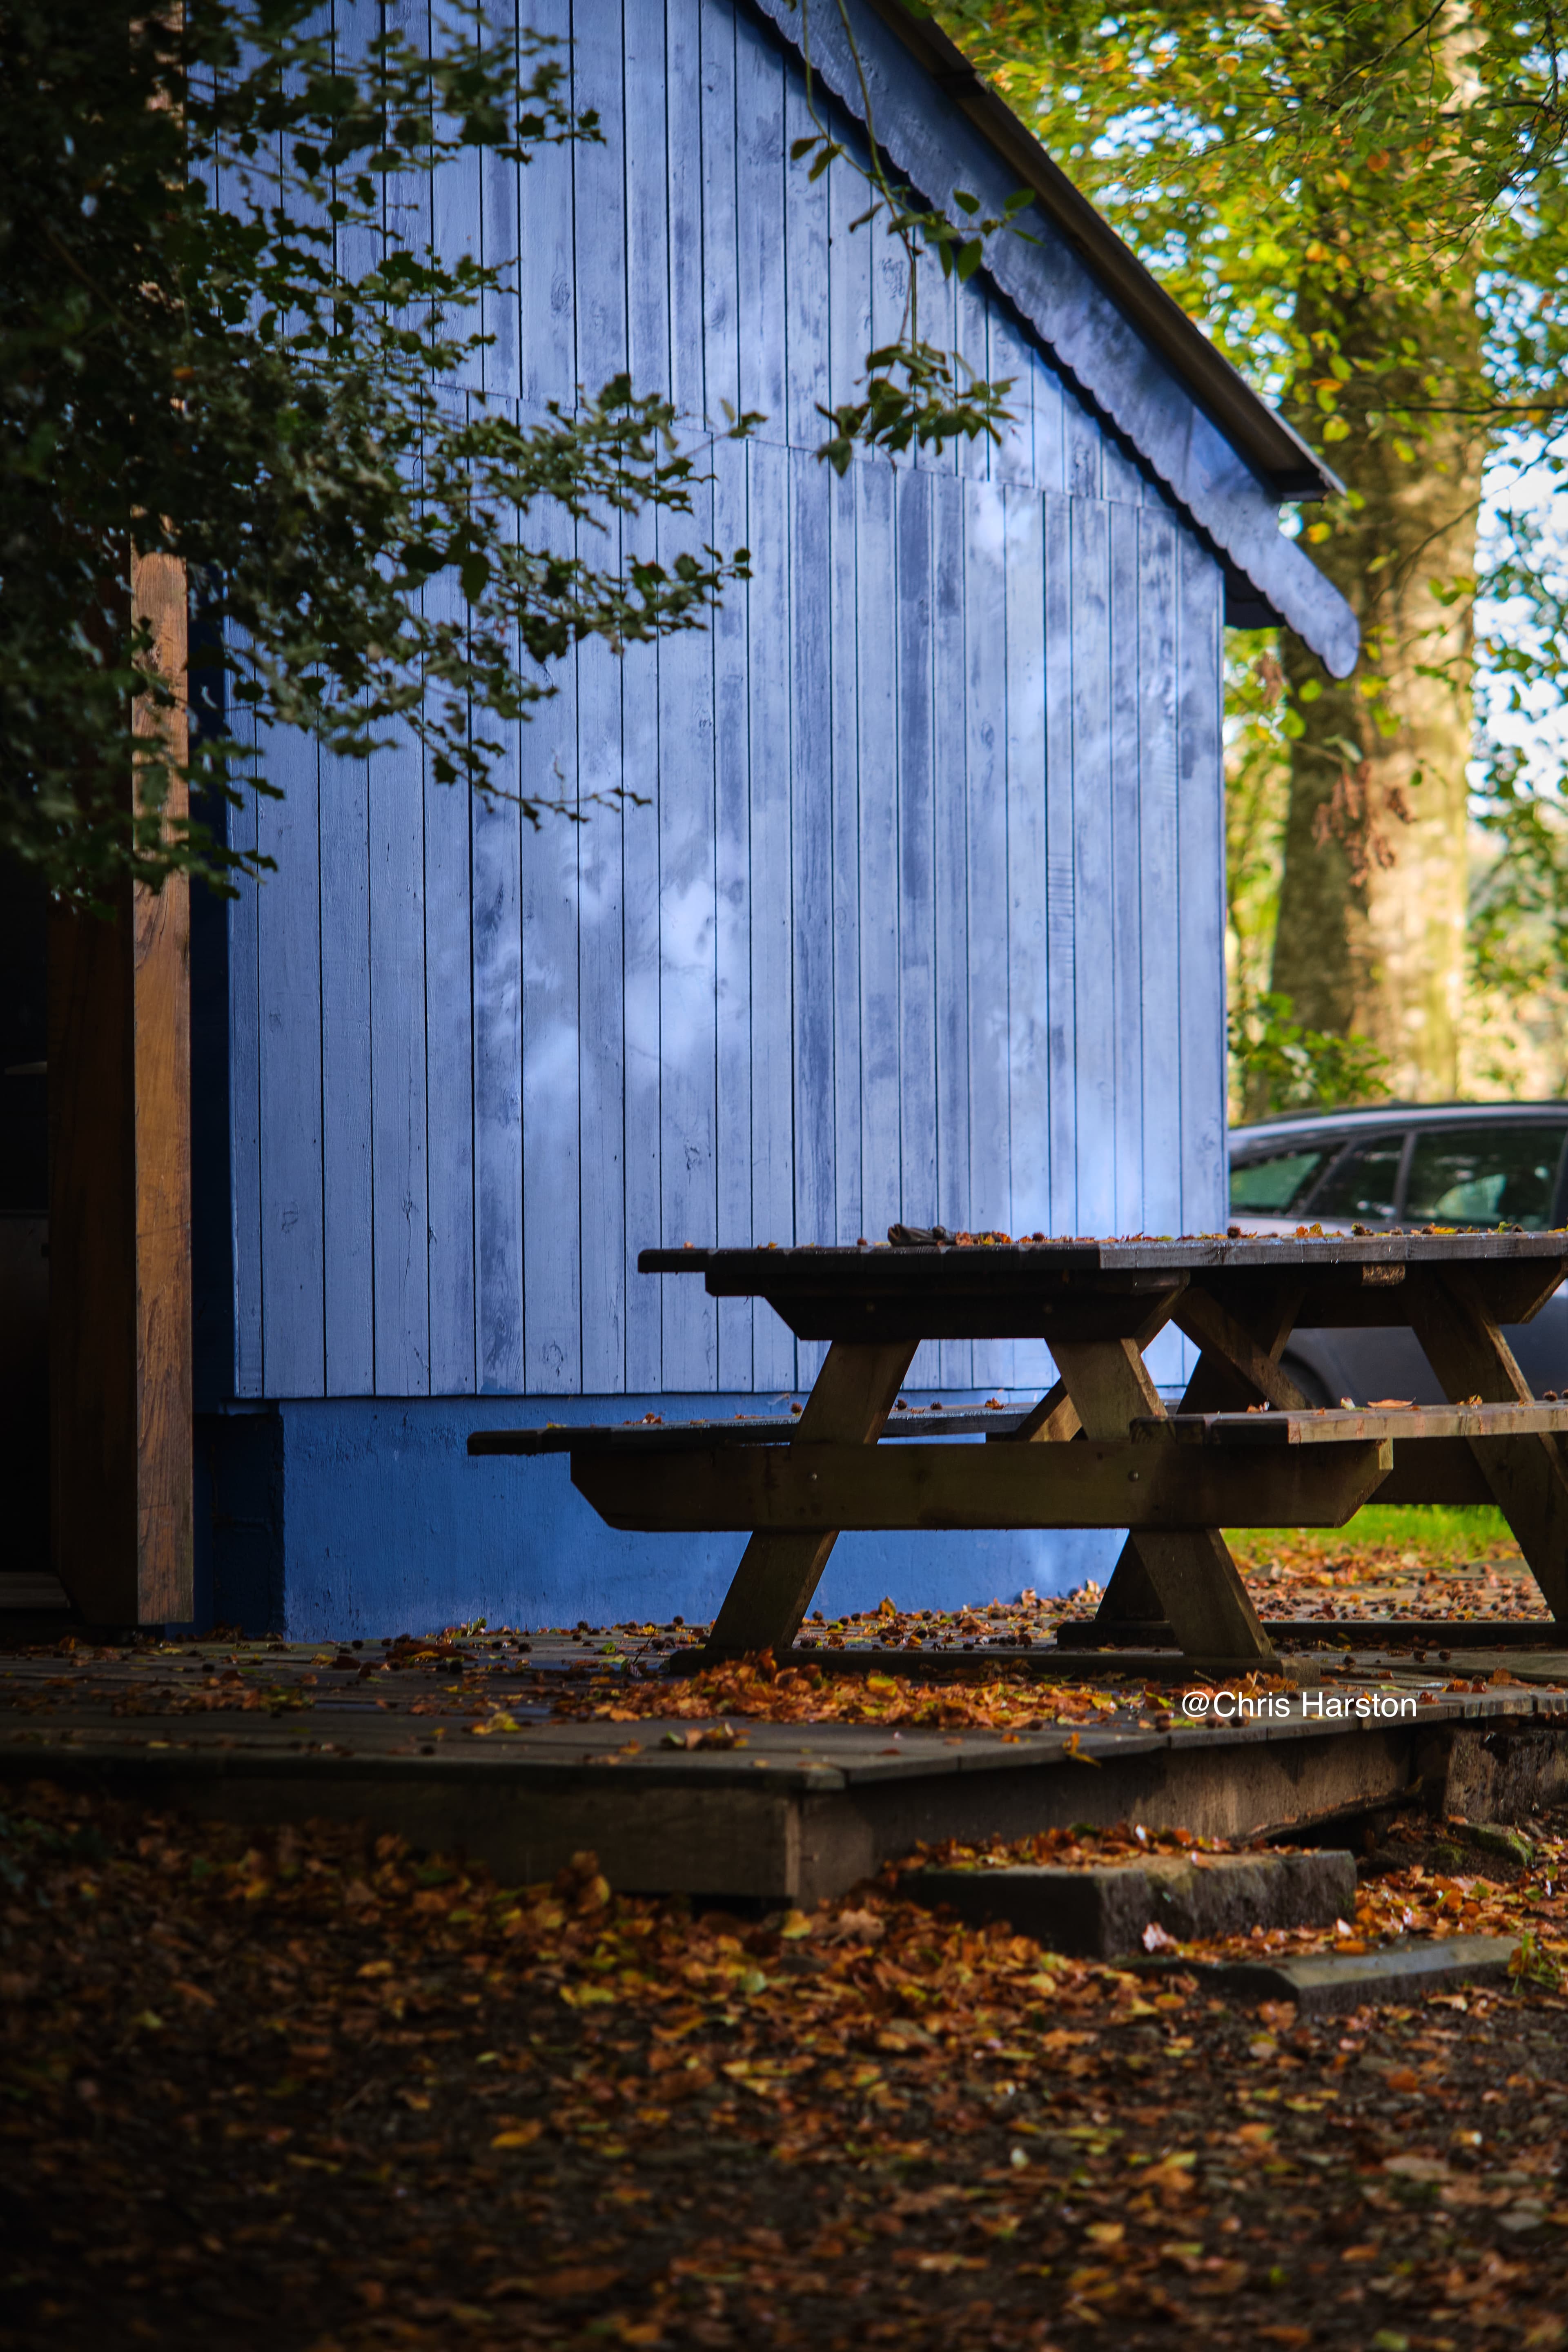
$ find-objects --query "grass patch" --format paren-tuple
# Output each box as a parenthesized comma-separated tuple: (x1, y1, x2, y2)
(1225, 1502, 1519, 1566)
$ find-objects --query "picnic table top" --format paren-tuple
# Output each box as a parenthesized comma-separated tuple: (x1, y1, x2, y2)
(640, 1229, 1568, 1287)
(637, 1230, 1568, 1343)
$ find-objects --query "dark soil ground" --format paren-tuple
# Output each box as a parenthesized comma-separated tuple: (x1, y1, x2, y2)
(3, 1776, 1568, 2352)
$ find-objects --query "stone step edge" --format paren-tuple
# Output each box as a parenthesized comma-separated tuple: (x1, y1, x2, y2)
(1134, 1932, 1522, 2013)
(900, 1851, 1357, 1960)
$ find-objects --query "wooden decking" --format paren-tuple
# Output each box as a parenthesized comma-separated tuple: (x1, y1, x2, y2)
(4, 1630, 1566, 1905)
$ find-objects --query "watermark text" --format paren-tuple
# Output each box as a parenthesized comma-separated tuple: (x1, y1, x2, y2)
(1181, 1688, 1416, 1722)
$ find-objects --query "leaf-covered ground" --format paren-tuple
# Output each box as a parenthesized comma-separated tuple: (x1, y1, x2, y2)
(5, 1779, 1568, 2352)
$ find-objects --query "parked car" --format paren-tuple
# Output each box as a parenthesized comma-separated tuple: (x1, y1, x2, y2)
(1227, 1102, 1568, 1405)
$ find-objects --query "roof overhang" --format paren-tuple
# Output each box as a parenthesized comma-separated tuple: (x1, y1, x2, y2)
(863, 0, 1345, 506)
(748, 0, 1359, 676)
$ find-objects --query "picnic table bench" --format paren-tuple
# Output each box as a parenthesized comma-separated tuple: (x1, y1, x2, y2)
(469, 1231, 1568, 1671)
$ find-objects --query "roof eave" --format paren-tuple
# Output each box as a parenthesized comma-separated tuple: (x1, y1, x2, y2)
(863, 0, 1345, 506)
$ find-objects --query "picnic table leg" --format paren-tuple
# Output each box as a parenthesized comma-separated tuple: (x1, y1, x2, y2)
(1408, 1269, 1568, 1622)
(1089, 1281, 1307, 1637)
(1051, 1335, 1277, 1665)
(703, 1339, 918, 1659)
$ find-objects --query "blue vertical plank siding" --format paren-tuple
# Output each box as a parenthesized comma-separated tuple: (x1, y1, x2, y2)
(1027, 342, 1066, 497)
(895, 467, 940, 1388)
(255, 722, 325, 1398)
(855, 461, 902, 1252)
(962, 480, 1010, 1393)
(736, 21, 795, 1385)
(216, 0, 1321, 1629)
(1107, 504, 1145, 1238)
(1176, 534, 1228, 1234)
(895, 465, 936, 1224)
(711, 437, 755, 1387)
(575, 545, 628, 1396)
(230, 5, 1237, 1399)
(471, 751, 524, 1394)
(736, 7, 788, 437)
(572, 0, 630, 1394)
(429, 5, 484, 400)
(783, 63, 830, 455)
(991, 309, 1036, 488)
(423, 573, 478, 1397)
(665, 0, 707, 427)
(790, 452, 835, 1389)
(318, 749, 376, 1394)
(953, 281, 992, 486)
(622, 613, 665, 1396)
(1102, 433, 1145, 509)
(829, 465, 864, 1254)
(1066, 405, 1103, 502)
(517, 0, 575, 414)
(1040, 493, 1076, 1254)
(746, 442, 797, 1387)
(1070, 495, 1115, 1235)
(1135, 501, 1183, 1238)
(227, 686, 265, 1398)
(621, 23, 668, 1391)
(368, 717, 431, 1396)
(1007, 486, 1051, 1392)
(656, 0, 719, 1400)
(1002, 488, 1047, 1238)
(479, 4, 521, 403)
(700, 0, 741, 428)
(931, 473, 970, 1388)
(518, 506, 583, 1394)
(777, 76, 831, 1359)
(657, 487, 721, 1389)
(826, 133, 873, 432)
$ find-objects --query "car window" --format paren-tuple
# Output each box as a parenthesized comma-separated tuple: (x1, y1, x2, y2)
(1404, 1124, 1566, 1230)
(1310, 1134, 1406, 1223)
(1229, 1146, 1332, 1214)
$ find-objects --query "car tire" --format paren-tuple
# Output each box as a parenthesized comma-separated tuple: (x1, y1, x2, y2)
(1280, 1355, 1333, 1409)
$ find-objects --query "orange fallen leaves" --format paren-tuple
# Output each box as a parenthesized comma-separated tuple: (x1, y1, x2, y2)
(556, 1651, 1138, 1734)
(9, 1775, 1568, 2352)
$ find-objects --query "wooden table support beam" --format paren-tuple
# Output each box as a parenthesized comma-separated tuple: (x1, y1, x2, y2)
(1091, 1278, 1307, 1638)
(1050, 1336, 1278, 1665)
(1409, 1270, 1568, 1623)
(571, 1434, 1395, 1535)
(702, 1340, 916, 1659)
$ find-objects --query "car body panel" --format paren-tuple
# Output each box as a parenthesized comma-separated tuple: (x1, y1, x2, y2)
(1228, 1102, 1568, 1408)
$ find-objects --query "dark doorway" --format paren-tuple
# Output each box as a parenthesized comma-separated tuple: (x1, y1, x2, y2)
(0, 858, 49, 1573)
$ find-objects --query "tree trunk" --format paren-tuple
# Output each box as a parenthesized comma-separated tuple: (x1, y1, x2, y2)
(1271, 31, 1484, 1100)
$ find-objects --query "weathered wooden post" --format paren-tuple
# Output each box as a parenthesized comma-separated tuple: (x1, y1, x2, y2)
(48, 548, 193, 1626)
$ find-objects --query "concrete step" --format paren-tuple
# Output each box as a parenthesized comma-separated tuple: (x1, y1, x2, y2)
(902, 1847, 1357, 1958)
(1163, 1933, 1521, 2013)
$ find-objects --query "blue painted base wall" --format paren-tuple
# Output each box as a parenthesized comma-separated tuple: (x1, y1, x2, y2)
(193, 1394, 1128, 1640)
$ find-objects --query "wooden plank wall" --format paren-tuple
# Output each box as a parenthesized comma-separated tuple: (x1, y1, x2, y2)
(227, 0, 1228, 1402)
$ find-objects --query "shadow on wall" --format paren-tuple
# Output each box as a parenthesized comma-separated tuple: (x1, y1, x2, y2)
(193, 1395, 1127, 1641)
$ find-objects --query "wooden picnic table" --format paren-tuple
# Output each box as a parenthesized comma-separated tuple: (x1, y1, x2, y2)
(470, 1231, 1568, 1671)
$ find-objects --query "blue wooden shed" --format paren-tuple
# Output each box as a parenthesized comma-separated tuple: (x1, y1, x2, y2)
(189, 0, 1356, 1637)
